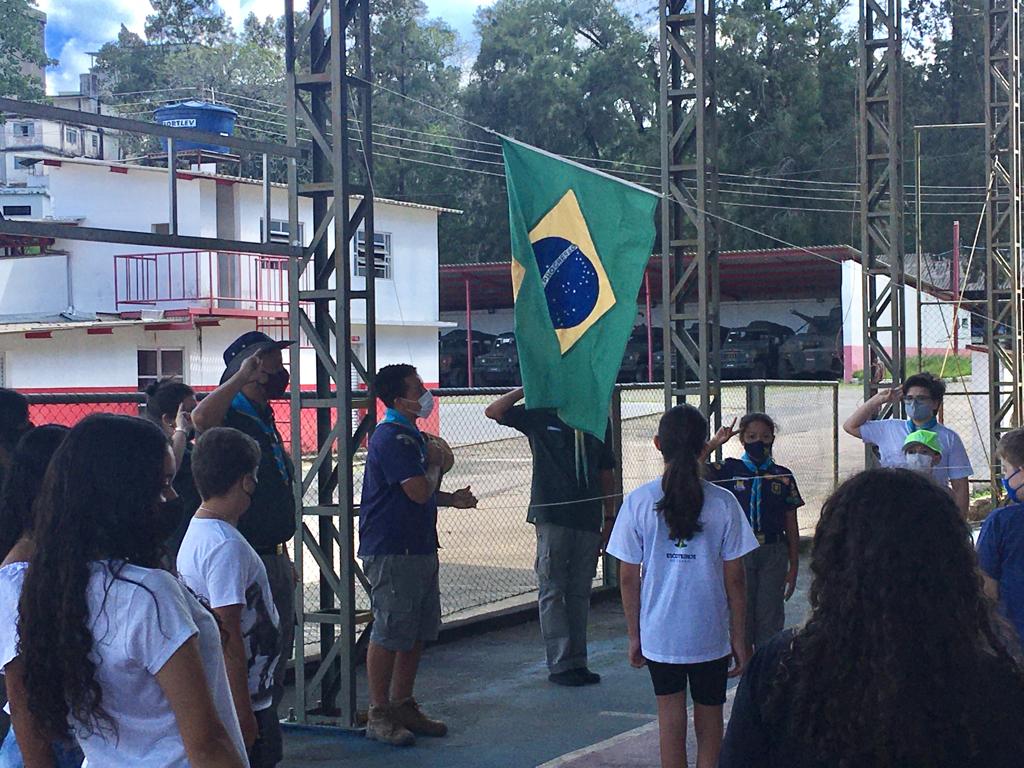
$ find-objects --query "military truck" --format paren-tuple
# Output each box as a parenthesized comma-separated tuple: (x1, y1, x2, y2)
(779, 308, 844, 379)
(652, 324, 731, 382)
(473, 332, 520, 386)
(439, 330, 496, 387)
(720, 321, 794, 379)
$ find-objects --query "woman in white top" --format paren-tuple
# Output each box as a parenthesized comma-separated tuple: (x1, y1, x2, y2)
(8, 414, 247, 768)
(607, 404, 758, 768)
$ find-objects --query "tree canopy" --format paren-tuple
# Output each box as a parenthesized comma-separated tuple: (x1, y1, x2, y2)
(0, 0, 51, 99)
(89, 0, 989, 263)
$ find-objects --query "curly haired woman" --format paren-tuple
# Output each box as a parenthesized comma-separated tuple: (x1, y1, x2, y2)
(7, 415, 247, 768)
(721, 468, 1024, 767)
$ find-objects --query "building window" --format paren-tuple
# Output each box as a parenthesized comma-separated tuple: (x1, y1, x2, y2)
(151, 223, 170, 235)
(14, 122, 33, 138)
(137, 348, 184, 391)
(2, 205, 32, 217)
(354, 231, 392, 280)
(65, 127, 79, 145)
(91, 134, 99, 151)
(260, 219, 303, 245)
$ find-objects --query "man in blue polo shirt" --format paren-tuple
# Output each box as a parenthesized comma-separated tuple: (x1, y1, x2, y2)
(360, 364, 477, 747)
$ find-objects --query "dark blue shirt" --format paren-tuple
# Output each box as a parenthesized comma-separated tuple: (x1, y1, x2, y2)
(977, 502, 1024, 641)
(358, 419, 438, 556)
(706, 458, 803, 536)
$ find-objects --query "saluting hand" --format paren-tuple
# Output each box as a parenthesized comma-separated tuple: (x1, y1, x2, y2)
(711, 417, 738, 448)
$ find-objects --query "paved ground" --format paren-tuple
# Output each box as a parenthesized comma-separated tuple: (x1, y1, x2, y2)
(279, 550, 814, 768)
(295, 385, 863, 653)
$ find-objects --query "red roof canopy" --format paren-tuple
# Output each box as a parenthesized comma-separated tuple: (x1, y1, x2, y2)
(440, 245, 858, 312)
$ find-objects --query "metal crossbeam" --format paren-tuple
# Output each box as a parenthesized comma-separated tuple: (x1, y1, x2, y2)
(286, 0, 375, 727)
(985, 0, 1023, 490)
(659, 0, 721, 426)
(858, 0, 905, 437)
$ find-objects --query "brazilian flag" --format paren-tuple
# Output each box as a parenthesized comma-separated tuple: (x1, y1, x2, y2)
(502, 137, 658, 437)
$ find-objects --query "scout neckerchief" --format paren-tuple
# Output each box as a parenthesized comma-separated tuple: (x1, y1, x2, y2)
(231, 393, 288, 481)
(740, 452, 775, 533)
(381, 408, 427, 459)
(574, 429, 589, 488)
(907, 416, 939, 432)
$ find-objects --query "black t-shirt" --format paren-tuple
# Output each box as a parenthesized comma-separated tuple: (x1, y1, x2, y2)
(706, 458, 803, 535)
(498, 406, 615, 533)
(225, 401, 297, 552)
(721, 630, 1024, 768)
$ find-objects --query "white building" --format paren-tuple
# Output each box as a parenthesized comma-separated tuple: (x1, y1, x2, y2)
(0, 155, 456, 395)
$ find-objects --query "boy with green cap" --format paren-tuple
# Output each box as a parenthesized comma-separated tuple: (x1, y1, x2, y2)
(903, 430, 943, 475)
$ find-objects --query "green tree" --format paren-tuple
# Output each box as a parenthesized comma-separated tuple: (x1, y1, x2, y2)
(453, 0, 658, 263)
(0, 0, 52, 99)
(145, 0, 232, 46)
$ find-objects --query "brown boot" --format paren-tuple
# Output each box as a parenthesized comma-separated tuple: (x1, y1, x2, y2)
(391, 697, 448, 737)
(365, 704, 415, 747)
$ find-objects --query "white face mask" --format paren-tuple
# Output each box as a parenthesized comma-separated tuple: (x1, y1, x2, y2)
(905, 453, 934, 473)
(415, 390, 434, 419)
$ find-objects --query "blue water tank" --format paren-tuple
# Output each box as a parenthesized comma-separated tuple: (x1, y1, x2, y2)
(154, 101, 238, 155)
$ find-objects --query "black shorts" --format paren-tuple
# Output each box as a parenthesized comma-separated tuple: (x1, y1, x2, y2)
(647, 656, 730, 705)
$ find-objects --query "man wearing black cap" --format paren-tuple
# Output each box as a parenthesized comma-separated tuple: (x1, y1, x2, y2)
(191, 331, 296, 767)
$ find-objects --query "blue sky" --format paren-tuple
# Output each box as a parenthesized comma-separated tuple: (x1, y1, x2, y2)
(38, 0, 495, 94)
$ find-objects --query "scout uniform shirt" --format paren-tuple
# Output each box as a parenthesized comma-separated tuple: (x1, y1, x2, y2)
(706, 458, 804, 543)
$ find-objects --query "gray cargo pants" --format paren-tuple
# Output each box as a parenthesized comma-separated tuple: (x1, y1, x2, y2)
(534, 522, 602, 674)
(744, 542, 790, 648)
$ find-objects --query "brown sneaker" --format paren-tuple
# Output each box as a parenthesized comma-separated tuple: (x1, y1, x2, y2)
(391, 697, 448, 737)
(365, 704, 415, 747)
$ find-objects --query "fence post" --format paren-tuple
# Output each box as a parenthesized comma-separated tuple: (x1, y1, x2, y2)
(745, 381, 766, 414)
(604, 385, 625, 588)
(833, 382, 840, 489)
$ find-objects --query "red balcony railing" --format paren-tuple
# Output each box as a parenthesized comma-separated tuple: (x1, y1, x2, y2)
(113, 250, 293, 318)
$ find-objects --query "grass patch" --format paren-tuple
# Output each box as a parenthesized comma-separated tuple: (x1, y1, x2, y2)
(853, 354, 972, 382)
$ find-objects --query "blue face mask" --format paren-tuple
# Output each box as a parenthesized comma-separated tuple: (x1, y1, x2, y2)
(1003, 468, 1022, 504)
(906, 400, 934, 424)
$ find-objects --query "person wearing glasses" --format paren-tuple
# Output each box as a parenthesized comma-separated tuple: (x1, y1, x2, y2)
(844, 372, 972, 515)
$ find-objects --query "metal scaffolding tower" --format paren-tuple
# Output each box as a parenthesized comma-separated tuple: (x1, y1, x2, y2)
(659, 0, 721, 424)
(858, 0, 905, 428)
(984, 0, 1024, 486)
(285, 0, 376, 726)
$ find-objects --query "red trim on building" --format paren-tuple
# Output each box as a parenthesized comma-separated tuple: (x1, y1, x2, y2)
(42, 159, 61, 167)
(215, 178, 235, 187)
(143, 322, 195, 331)
(86, 328, 114, 335)
(176, 172, 198, 181)
(109, 166, 128, 174)
(24, 331, 52, 339)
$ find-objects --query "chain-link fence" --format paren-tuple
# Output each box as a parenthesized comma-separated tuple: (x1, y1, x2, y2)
(23, 381, 840, 655)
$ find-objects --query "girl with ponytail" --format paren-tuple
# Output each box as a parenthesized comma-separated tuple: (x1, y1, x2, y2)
(606, 404, 758, 768)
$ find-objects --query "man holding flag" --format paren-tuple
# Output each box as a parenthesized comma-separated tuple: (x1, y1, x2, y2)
(485, 137, 658, 685)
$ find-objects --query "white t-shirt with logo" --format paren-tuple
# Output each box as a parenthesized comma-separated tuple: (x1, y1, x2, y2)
(178, 517, 281, 712)
(860, 419, 973, 484)
(75, 562, 246, 767)
(607, 479, 758, 664)
(0, 561, 29, 715)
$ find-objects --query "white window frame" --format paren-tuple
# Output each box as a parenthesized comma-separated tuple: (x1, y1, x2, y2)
(137, 348, 186, 391)
(2, 205, 32, 217)
(65, 127, 79, 145)
(90, 134, 99, 151)
(13, 122, 33, 138)
(353, 231, 393, 280)
(260, 218, 303, 246)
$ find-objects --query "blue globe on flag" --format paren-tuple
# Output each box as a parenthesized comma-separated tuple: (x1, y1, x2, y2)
(531, 236, 600, 330)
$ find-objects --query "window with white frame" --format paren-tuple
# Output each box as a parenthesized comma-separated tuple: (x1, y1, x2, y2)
(91, 134, 99, 151)
(353, 231, 392, 280)
(260, 218, 303, 245)
(137, 348, 185, 391)
(14, 122, 33, 138)
(65, 127, 79, 145)
(2, 205, 32, 217)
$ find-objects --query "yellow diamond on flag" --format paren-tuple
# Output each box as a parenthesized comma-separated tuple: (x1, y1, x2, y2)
(511, 189, 616, 355)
